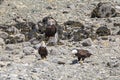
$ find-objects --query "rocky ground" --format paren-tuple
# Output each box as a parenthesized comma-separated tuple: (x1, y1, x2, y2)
(0, 0, 120, 80)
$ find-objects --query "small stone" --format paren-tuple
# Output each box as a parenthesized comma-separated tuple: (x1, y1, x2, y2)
(46, 6, 52, 9)
(67, 4, 75, 9)
(81, 38, 93, 46)
(57, 61, 65, 65)
(0, 38, 5, 49)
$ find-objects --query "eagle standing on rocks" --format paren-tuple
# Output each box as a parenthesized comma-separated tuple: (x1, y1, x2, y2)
(38, 41, 48, 60)
(42, 16, 57, 39)
(72, 49, 92, 64)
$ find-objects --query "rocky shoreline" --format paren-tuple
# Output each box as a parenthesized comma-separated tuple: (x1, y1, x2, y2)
(0, 0, 120, 80)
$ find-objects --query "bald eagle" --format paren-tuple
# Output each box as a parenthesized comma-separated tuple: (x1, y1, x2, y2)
(45, 25, 57, 38)
(38, 41, 48, 59)
(42, 16, 57, 38)
(72, 49, 92, 63)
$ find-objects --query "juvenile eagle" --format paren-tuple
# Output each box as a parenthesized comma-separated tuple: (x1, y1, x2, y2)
(72, 49, 92, 63)
(38, 41, 48, 60)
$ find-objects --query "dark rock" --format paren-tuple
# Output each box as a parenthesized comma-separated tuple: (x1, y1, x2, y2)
(91, 2, 116, 18)
(0, 21, 39, 43)
(57, 61, 65, 65)
(64, 21, 84, 28)
(14, 22, 37, 41)
(46, 6, 53, 10)
(114, 23, 120, 26)
(63, 20, 88, 41)
(96, 26, 111, 36)
(63, 11, 69, 14)
(117, 30, 120, 35)
(73, 29, 89, 41)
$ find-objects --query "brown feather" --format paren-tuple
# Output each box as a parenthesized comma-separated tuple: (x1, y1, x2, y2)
(38, 47, 48, 59)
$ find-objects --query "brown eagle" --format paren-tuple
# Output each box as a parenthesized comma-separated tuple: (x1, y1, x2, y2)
(45, 25, 57, 38)
(42, 16, 57, 39)
(72, 49, 92, 63)
(38, 41, 48, 60)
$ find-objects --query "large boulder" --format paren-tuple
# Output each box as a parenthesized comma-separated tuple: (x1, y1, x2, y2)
(0, 21, 40, 44)
(14, 22, 37, 41)
(91, 2, 117, 18)
(63, 20, 85, 40)
(96, 26, 111, 36)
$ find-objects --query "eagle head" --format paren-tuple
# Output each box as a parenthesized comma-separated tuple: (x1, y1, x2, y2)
(40, 41, 46, 47)
(72, 49, 78, 58)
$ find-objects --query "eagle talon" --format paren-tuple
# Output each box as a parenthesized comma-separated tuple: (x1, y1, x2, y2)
(79, 60, 83, 64)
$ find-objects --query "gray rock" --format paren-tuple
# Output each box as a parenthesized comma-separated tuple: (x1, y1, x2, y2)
(67, 4, 76, 9)
(34, 43, 41, 49)
(30, 38, 40, 45)
(0, 31, 8, 39)
(23, 47, 35, 55)
(49, 47, 61, 55)
(0, 54, 11, 61)
(81, 38, 93, 46)
(22, 42, 31, 47)
(5, 44, 17, 51)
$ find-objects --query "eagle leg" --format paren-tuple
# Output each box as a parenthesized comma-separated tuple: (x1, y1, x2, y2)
(79, 58, 84, 64)
(41, 56, 47, 60)
(78, 57, 81, 61)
